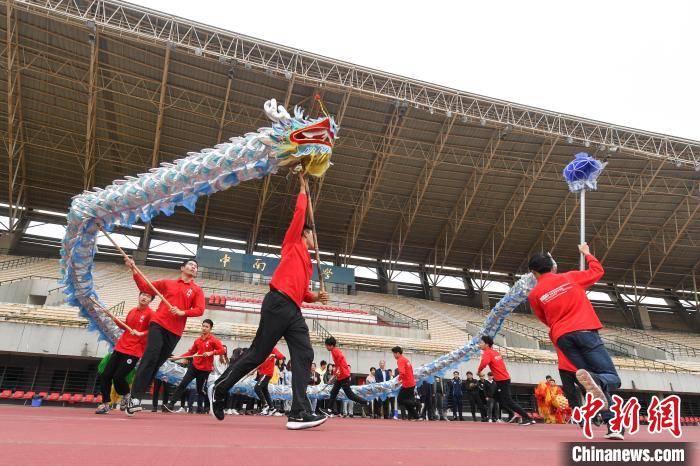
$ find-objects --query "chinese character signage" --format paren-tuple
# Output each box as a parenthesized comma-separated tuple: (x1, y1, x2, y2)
(195, 249, 355, 285)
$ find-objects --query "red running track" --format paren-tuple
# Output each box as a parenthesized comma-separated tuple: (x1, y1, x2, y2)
(1, 405, 697, 466)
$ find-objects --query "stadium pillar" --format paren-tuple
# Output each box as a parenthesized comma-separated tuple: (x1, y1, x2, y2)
(0, 214, 28, 254)
(151, 44, 171, 168)
(633, 305, 653, 330)
(5, 0, 27, 235)
(664, 290, 700, 333)
(83, 23, 99, 190)
(376, 260, 390, 294)
(608, 284, 640, 328)
(133, 225, 151, 265)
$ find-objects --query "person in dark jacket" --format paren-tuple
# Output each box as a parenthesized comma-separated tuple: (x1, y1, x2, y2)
(418, 381, 436, 420)
(463, 371, 486, 422)
(435, 376, 447, 420)
(476, 373, 489, 422)
(374, 360, 393, 418)
(450, 371, 464, 421)
(484, 372, 500, 422)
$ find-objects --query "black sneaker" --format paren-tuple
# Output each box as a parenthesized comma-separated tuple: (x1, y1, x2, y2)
(318, 407, 334, 418)
(125, 397, 142, 416)
(286, 411, 328, 430)
(162, 402, 177, 413)
(520, 418, 536, 426)
(506, 415, 518, 423)
(210, 392, 225, 421)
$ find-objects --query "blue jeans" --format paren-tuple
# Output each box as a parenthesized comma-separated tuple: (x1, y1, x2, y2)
(557, 330, 620, 422)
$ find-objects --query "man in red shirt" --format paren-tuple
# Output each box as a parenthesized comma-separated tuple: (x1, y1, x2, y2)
(165, 319, 224, 413)
(255, 347, 285, 416)
(212, 173, 329, 430)
(477, 335, 535, 425)
(321, 336, 370, 416)
(391, 346, 420, 420)
(123, 257, 205, 415)
(95, 292, 154, 415)
(528, 243, 621, 439)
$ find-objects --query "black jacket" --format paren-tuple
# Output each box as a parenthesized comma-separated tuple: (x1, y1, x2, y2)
(484, 379, 497, 398)
(464, 377, 479, 394)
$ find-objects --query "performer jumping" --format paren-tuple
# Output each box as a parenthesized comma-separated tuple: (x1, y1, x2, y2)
(477, 336, 535, 426)
(212, 172, 329, 430)
(391, 346, 420, 420)
(95, 292, 154, 414)
(527, 243, 622, 439)
(255, 347, 285, 416)
(123, 257, 205, 415)
(165, 319, 224, 413)
(321, 336, 370, 416)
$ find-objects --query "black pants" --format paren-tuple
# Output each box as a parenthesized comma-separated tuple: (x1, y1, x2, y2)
(254, 375, 273, 408)
(495, 379, 531, 420)
(435, 393, 445, 419)
(397, 386, 420, 419)
(375, 397, 391, 419)
(328, 378, 365, 412)
(466, 392, 485, 421)
(100, 350, 138, 403)
(152, 378, 169, 408)
(559, 369, 583, 411)
(214, 291, 314, 416)
(452, 396, 463, 420)
(130, 323, 180, 399)
(419, 385, 434, 420)
(171, 365, 210, 408)
(486, 398, 500, 421)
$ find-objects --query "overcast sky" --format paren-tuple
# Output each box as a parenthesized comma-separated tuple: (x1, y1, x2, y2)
(132, 0, 700, 141)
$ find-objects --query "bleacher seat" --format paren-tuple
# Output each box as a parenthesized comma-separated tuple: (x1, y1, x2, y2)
(22, 391, 35, 399)
(71, 394, 84, 403)
(11, 390, 25, 399)
(95, 395, 103, 403)
(0, 389, 12, 399)
(59, 393, 71, 402)
(83, 394, 95, 403)
(38, 392, 47, 399)
(47, 393, 60, 401)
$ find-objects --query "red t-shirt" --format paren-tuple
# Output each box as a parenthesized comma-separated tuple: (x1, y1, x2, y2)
(269, 193, 315, 308)
(258, 347, 285, 378)
(182, 334, 225, 372)
(114, 306, 153, 358)
(132, 274, 205, 336)
(396, 355, 415, 388)
(477, 347, 510, 381)
(330, 347, 351, 381)
(555, 344, 577, 372)
(528, 254, 604, 344)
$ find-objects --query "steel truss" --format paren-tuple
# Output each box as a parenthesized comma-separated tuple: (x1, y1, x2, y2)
(12, 0, 700, 167)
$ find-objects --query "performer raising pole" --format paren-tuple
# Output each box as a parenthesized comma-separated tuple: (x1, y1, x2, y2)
(212, 171, 329, 430)
(117, 251, 205, 416)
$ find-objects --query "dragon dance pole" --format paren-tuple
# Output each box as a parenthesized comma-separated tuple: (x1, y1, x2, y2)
(301, 173, 326, 293)
(563, 152, 606, 271)
(580, 189, 585, 271)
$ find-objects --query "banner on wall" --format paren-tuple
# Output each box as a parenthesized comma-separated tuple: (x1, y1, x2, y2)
(196, 249, 355, 285)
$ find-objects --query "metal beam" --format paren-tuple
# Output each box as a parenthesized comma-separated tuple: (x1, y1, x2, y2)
(83, 26, 99, 190)
(621, 195, 700, 287)
(427, 130, 502, 269)
(5, 0, 27, 232)
(473, 138, 558, 273)
(342, 104, 406, 262)
(589, 159, 664, 263)
(248, 76, 296, 253)
(198, 72, 234, 249)
(313, 91, 351, 207)
(151, 44, 171, 168)
(385, 115, 456, 266)
(516, 191, 577, 271)
(15, 0, 700, 166)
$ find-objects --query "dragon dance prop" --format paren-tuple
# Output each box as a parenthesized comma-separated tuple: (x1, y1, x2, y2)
(563, 152, 606, 270)
(61, 97, 539, 401)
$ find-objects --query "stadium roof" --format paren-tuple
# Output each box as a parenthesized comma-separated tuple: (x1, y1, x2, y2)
(1, 0, 699, 291)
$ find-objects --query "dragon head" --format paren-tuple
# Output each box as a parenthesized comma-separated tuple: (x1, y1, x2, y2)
(264, 98, 338, 177)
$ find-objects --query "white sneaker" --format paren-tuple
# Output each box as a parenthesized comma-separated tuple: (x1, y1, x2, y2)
(231, 409, 240, 416)
(272, 409, 284, 417)
(261, 406, 270, 416)
(176, 407, 185, 413)
(576, 369, 608, 410)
